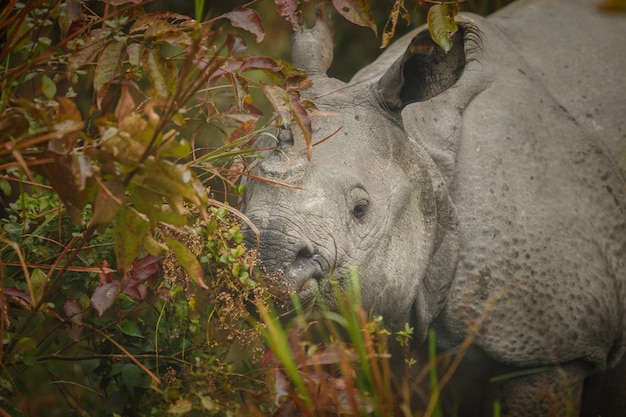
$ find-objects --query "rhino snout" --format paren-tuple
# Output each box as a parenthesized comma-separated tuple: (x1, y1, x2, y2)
(243, 223, 325, 297)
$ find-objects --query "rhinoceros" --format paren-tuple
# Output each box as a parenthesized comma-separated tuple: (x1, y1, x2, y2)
(241, 0, 626, 415)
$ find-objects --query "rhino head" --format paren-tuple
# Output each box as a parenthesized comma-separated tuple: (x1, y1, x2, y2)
(243, 16, 470, 341)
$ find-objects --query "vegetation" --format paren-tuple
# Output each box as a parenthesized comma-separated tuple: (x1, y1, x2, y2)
(0, 0, 521, 416)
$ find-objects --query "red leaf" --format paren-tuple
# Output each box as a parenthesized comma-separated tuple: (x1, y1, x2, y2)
(240, 56, 283, 73)
(223, 7, 265, 43)
(2, 288, 32, 309)
(98, 260, 114, 285)
(91, 282, 122, 317)
(99, 0, 141, 5)
(129, 254, 161, 282)
(226, 34, 247, 57)
(229, 119, 258, 142)
(63, 299, 83, 341)
(274, 0, 302, 31)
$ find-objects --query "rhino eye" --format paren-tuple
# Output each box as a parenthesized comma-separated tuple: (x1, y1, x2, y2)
(352, 201, 368, 220)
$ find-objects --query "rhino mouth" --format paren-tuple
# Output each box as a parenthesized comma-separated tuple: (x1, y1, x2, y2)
(263, 255, 330, 319)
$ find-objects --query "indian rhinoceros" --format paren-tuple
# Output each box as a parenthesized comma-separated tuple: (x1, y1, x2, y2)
(241, 0, 626, 415)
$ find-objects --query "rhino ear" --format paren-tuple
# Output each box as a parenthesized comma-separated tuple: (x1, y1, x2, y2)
(377, 26, 467, 112)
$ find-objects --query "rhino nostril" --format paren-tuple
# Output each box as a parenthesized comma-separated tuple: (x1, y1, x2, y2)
(294, 242, 315, 263)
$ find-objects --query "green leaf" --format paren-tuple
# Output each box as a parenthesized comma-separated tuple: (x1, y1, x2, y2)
(332, 0, 377, 35)
(121, 363, 145, 392)
(168, 399, 193, 414)
(118, 320, 143, 338)
(41, 74, 57, 99)
(137, 158, 206, 214)
(114, 206, 149, 271)
(427, 4, 458, 53)
(164, 236, 208, 289)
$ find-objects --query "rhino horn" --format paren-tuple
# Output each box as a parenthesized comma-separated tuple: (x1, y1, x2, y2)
(291, 6, 333, 79)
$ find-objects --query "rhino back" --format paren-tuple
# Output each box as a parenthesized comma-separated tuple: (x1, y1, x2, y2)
(428, 5, 626, 369)
(355, 0, 626, 369)
(490, 0, 626, 173)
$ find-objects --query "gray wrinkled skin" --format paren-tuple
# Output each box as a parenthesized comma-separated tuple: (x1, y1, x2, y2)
(242, 0, 626, 415)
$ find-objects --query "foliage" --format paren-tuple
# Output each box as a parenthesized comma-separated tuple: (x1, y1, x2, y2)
(0, 0, 304, 414)
(0, 0, 503, 416)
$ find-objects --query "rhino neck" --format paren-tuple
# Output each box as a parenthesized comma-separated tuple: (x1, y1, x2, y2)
(409, 140, 461, 343)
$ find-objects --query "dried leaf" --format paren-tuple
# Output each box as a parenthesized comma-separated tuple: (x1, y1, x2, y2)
(164, 236, 208, 289)
(59, 0, 85, 39)
(262, 83, 291, 125)
(427, 3, 458, 53)
(90, 180, 125, 228)
(274, 0, 302, 31)
(332, 0, 377, 35)
(381, 0, 409, 48)
(141, 47, 178, 99)
(115, 83, 136, 122)
(144, 18, 192, 48)
(130, 11, 191, 33)
(94, 40, 124, 103)
(33, 154, 90, 223)
(67, 29, 109, 72)
(287, 92, 312, 158)
(229, 119, 257, 142)
(223, 7, 265, 43)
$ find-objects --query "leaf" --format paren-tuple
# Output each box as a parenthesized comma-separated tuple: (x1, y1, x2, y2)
(274, 0, 302, 31)
(141, 47, 178, 100)
(67, 29, 110, 72)
(144, 18, 193, 48)
(114, 206, 150, 271)
(332, 0, 377, 35)
(63, 299, 83, 341)
(129, 254, 161, 282)
(100, 0, 142, 5)
(137, 159, 207, 213)
(223, 7, 265, 43)
(164, 236, 208, 289)
(33, 154, 89, 223)
(240, 56, 283, 73)
(41, 74, 57, 99)
(381, 0, 409, 48)
(115, 83, 137, 122)
(90, 180, 125, 228)
(91, 282, 121, 317)
(427, 4, 458, 53)
(287, 92, 312, 158)
(168, 399, 193, 414)
(118, 320, 142, 338)
(121, 363, 148, 392)
(262, 84, 292, 125)
(94, 40, 124, 104)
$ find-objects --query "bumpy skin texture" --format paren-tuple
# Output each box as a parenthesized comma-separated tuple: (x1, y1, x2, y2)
(243, 0, 626, 415)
